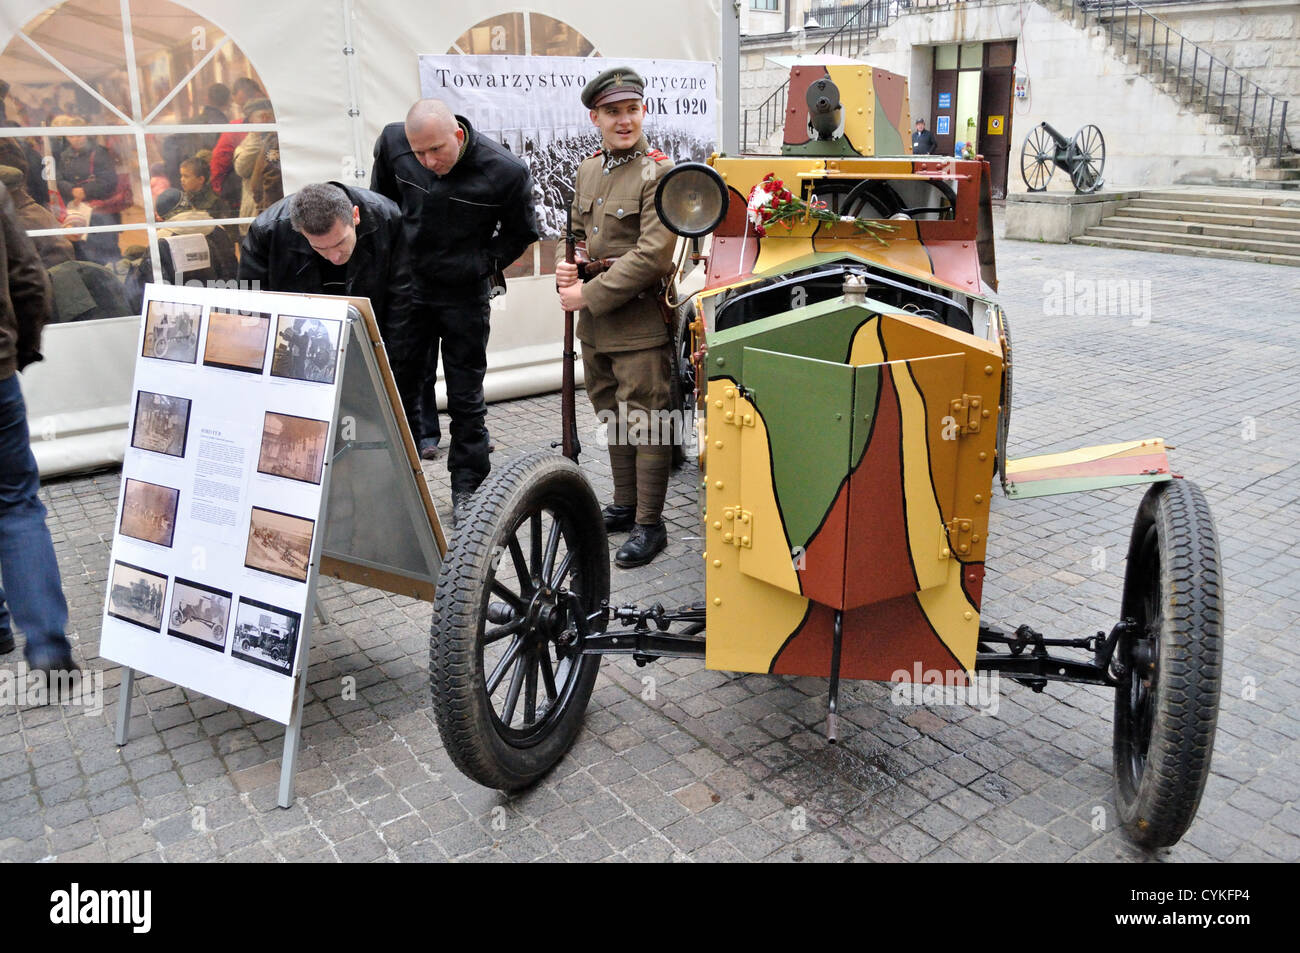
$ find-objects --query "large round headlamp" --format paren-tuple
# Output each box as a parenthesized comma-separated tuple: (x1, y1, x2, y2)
(654, 162, 728, 238)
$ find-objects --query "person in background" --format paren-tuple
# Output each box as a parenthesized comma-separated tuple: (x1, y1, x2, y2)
(0, 129, 49, 210)
(233, 98, 279, 232)
(175, 155, 232, 224)
(370, 99, 538, 523)
(198, 83, 230, 125)
(912, 118, 938, 155)
(0, 180, 76, 681)
(0, 165, 72, 270)
(52, 116, 122, 266)
(210, 77, 264, 209)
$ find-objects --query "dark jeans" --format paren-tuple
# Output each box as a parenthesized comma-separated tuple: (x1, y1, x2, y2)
(0, 374, 71, 666)
(416, 333, 442, 446)
(408, 292, 491, 494)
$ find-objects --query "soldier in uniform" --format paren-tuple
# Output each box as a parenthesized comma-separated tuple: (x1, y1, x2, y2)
(555, 68, 677, 568)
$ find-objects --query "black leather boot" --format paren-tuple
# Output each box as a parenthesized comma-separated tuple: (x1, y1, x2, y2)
(602, 503, 636, 533)
(615, 522, 667, 568)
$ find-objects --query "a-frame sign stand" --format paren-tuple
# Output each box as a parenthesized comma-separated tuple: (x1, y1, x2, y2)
(108, 288, 445, 808)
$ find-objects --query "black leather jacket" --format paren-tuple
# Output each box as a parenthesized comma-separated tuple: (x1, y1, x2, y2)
(370, 115, 539, 298)
(238, 182, 418, 377)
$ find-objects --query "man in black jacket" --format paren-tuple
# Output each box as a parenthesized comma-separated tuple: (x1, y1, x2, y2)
(238, 181, 418, 389)
(371, 99, 539, 522)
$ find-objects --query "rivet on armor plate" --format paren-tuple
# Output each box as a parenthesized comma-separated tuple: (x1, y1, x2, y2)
(981, 409, 990, 418)
(715, 440, 722, 449)
(963, 611, 973, 621)
(984, 365, 993, 375)
(958, 544, 969, 553)
(941, 548, 950, 558)
(713, 598, 722, 606)
(741, 537, 750, 546)
(979, 451, 987, 460)
(974, 494, 983, 504)
(972, 534, 980, 543)
(724, 533, 733, 542)
(725, 388, 735, 398)
(725, 411, 734, 421)
(715, 481, 724, 489)
(717, 357, 726, 367)
(724, 511, 733, 521)
(713, 521, 722, 530)
(715, 400, 723, 408)
(713, 559, 721, 568)
(743, 415, 752, 425)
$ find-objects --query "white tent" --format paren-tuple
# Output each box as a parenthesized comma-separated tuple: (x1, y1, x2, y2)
(1, 0, 723, 474)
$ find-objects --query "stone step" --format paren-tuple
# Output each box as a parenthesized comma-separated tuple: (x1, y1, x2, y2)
(1136, 191, 1300, 209)
(1070, 233, 1300, 267)
(1126, 200, 1300, 226)
(1099, 215, 1300, 246)
(1255, 168, 1300, 182)
(1175, 177, 1300, 192)
(1089, 221, 1300, 255)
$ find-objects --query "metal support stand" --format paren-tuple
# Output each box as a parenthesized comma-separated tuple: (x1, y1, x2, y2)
(115, 666, 135, 746)
(827, 609, 843, 744)
(277, 651, 311, 808)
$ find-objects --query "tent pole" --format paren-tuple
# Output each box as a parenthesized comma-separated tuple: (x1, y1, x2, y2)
(341, 0, 369, 184)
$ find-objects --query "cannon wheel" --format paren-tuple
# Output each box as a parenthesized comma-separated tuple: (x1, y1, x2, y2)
(1068, 124, 1106, 194)
(1020, 124, 1055, 192)
(171, 608, 185, 626)
(240, 637, 252, 652)
(212, 623, 224, 642)
(430, 451, 609, 790)
(1113, 478, 1222, 848)
(154, 330, 172, 359)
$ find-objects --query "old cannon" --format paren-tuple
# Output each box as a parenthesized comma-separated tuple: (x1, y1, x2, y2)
(1020, 121, 1106, 193)
(427, 65, 1219, 849)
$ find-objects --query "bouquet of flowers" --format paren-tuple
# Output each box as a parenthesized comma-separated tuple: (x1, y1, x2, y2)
(747, 173, 896, 245)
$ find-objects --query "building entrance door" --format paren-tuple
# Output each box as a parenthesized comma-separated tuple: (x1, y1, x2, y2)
(978, 42, 1017, 198)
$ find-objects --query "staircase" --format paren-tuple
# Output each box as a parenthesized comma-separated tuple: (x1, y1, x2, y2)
(1048, 0, 1296, 186)
(1072, 189, 1300, 266)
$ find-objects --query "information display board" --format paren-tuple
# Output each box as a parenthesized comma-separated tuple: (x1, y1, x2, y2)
(101, 284, 349, 725)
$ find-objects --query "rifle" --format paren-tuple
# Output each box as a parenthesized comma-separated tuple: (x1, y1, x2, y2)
(560, 208, 582, 462)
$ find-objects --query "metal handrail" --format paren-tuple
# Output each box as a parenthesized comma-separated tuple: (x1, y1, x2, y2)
(1064, 0, 1292, 161)
(742, 0, 895, 153)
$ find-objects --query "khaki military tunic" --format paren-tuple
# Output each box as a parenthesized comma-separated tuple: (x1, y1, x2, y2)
(559, 136, 676, 353)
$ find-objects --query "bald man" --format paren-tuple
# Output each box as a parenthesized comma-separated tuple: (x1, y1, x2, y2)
(371, 100, 539, 523)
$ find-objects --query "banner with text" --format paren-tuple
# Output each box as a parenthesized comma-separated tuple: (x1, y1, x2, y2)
(418, 55, 717, 238)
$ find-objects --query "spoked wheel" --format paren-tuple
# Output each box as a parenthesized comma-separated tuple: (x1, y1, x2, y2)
(154, 332, 172, 358)
(669, 301, 697, 469)
(430, 451, 609, 790)
(1020, 124, 1055, 192)
(1112, 478, 1223, 848)
(1068, 124, 1105, 193)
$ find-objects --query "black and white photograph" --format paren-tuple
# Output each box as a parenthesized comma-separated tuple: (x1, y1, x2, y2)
(166, 578, 233, 652)
(131, 390, 192, 458)
(270, 315, 342, 385)
(231, 597, 301, 676)
(106, 561, 168, 632)
(419, 55, 716, 240)
(203, 308, 272, 374)
(245, 506, 316, 583)
(257, 412, 329, 485)
(141, 299, 201, 364)
(119, 478, 180, 548)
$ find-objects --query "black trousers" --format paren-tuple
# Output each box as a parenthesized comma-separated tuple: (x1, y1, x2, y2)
(407, 291, 491, 494)
(416, 334, 441, 445)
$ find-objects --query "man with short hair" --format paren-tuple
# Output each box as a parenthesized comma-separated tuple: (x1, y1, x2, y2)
(238, 181, 417, 380)
(371, 99, 539, 523)
(555, 68, 678, 568)
(912, 118, 938, 156)
(0, 181, 76, 678)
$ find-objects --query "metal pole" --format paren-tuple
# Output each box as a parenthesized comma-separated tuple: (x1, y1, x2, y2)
(1264, 98, 1276, 159)
(1205, 58, 1212, 111)
(1163, 26, 1168, 84)
(721, 0, 741, 155)
(1176, 37, 1183, 96)
(115, 667, 135, 746)
(1278, 101, 1288, 162)
(1235, 77, 1243, 135)
(1191, 48, 1198, 102)
(1252, 89, 1259, 140)
(1123, 2, 1128, 56)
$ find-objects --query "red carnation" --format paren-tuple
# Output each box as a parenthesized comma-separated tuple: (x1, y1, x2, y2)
(779, 190, 793, 202)
(754, 224, 767, 237)
(771, 178, 784, 190)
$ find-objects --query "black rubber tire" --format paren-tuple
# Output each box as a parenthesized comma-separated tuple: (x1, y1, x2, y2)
(1113, 478, 1223, 849)
(430, 451, 609, 790)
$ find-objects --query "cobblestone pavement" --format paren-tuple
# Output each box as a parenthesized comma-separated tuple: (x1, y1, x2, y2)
(3, 236, 1297, 863)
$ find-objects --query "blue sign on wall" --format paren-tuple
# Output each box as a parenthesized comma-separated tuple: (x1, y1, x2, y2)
(938, 92, 951, 109)
(936, 115, 950, 135)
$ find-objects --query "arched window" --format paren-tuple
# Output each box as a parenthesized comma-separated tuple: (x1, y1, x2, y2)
(0, 0, 281, 322)
(443, 13, 601, 279)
